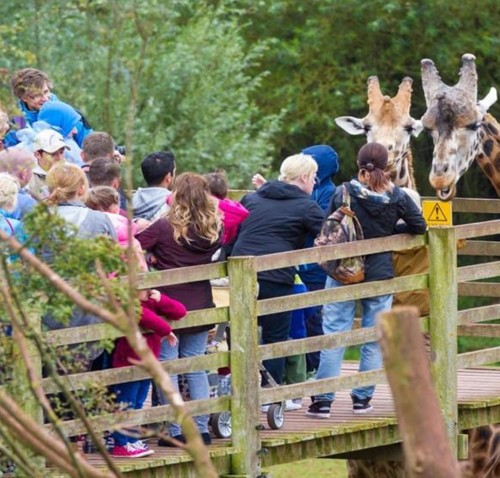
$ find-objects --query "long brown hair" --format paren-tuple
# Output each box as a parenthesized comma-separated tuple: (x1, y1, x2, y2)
(167, 172, 222, 245)
(356, 142, 392, 193)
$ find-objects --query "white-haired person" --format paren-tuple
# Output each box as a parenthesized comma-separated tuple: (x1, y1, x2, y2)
(232, 153, 325, 398)
(0, 173, 24, 241)
(0, 147, 37, 219)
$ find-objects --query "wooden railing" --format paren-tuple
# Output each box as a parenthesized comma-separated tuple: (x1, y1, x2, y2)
(10, 197, 500, 476)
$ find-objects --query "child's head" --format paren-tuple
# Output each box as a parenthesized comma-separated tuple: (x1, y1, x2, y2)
(85, 186, 120, 213)
(0, 173, 20, 212)
(88, 157, 121, 188)
(204, 170, 228, 200)
(46, 162, 89, 205)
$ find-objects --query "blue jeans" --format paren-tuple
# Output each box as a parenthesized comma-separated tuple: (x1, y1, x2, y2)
(157, 330, 210, 436)
(315, 276, 392, 403)
(111, 379, 151, 446)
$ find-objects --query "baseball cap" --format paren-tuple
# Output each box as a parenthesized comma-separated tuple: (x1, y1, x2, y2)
(33, 129, 69, 153)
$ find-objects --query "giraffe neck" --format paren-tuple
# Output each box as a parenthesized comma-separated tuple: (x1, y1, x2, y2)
(475, 113, 500, 197)
(388, 149, 416, 190)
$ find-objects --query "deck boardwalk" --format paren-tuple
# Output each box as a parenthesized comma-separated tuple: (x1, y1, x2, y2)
(50, 363, 500, 477)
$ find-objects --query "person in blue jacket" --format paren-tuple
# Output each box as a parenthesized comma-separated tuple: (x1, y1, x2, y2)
(298, 145, 339, 376)
(5, 68, 92, 148)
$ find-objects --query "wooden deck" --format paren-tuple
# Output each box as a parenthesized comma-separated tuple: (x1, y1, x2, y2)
(48, 363, 500, 477)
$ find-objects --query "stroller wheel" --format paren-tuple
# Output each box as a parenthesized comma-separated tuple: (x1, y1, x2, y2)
(267, 403, 284, 430)
(211, 411, 232, 438)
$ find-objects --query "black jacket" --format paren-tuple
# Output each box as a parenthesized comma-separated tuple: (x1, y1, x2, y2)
(232, 180, 325, 284)
(328, 181, 427, 282)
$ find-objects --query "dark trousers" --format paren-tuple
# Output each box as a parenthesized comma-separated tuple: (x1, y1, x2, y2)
(258, 279, 294, 385)
(302, 281, 325, 372)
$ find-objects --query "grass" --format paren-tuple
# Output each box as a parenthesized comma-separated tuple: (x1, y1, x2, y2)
(263, 458, 347, 478)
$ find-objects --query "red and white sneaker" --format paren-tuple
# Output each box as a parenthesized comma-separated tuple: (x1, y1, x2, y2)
(129, 440, 154, 456)
(111, 443, 153, 458)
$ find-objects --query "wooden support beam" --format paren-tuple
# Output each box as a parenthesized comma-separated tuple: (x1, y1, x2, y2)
(378, 306, 460, 477)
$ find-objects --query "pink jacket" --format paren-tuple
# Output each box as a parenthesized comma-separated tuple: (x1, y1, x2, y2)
(106, 212, 148, 272)
(112, 294, 187, 368)
(217, 197, 249, 245)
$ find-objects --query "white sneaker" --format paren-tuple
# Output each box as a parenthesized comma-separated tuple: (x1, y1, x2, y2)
(129, 441, 154, 456)
(285, 399, 302, 411)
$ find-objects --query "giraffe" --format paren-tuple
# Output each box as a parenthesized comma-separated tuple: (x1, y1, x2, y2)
(421, 53, 500, 201)
(335, 76, 423, 189)
(334, 74, 500, 477)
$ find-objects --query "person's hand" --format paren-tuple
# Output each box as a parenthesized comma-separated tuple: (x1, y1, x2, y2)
(149, 289, 161, 302)
(252, 173, 267, 189)
(164, 332, 178, 346)
(134, 218, 151, 233)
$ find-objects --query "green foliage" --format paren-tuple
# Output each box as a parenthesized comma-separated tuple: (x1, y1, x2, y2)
(0, 0, 281, 188)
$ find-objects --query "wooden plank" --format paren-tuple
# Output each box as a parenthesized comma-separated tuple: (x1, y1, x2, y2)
(457, 261, 500, 282)
(455, 219, 500, 240)
(44, 307, 230, 346)
(42, 352, 229, 393)
(458, 282, 500, 297)
(458, 240, 500, 256)
(258, 274, 428, 316)
(446, 197, 500, 214)
(135, 261, 227, 289)
(254, 234, 426, 273)
(458, 324, 500, 337)
(458, 304, 500, 325)
(258, 327, 377, 360)
(457, 347, 500, 368)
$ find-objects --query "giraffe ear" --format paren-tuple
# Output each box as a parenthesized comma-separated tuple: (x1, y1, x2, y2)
(478, 87, 498, 114)
(410, 119, 423, 138)
(335, 116, 367, 136)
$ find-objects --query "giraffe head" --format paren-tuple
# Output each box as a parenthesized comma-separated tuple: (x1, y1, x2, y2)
(335, 76, 423, 185)
(421, 54, 498, 201)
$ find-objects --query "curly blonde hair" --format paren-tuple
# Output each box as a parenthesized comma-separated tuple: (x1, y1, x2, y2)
(167, 172, 222, 245)
(0, 173, 20, 211)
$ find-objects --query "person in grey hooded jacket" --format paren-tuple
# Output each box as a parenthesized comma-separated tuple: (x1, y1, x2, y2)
(132, 151, 175, 221)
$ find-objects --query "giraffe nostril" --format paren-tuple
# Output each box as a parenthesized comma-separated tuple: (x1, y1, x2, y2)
(443, 164, 449, 174)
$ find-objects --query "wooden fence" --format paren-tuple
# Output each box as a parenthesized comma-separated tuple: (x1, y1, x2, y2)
(8, 197, 500, 477)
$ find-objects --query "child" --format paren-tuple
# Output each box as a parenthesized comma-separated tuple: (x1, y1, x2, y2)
(110, 288, 186, 457)
(85, 186, 148, 271)
(203, 171, 249, 246)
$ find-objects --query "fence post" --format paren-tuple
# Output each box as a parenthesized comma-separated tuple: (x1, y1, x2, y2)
(427, 226, 458, 456)
(227, 256, 261, 477)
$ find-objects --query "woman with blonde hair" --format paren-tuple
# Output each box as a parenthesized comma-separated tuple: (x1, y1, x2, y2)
(45, 162, 115, 239)
(137, 172, 222, 446)
(0, 173, 24, 240)
(232, 153, 325, 392)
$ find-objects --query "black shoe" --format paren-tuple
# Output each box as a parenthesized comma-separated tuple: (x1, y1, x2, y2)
(305, 400, 332, 419)
(158, 434, 186, 447)
(351, 393, 373, 414)
(201, 432, 212, 445)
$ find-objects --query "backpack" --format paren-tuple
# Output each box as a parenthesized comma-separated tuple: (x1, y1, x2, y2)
(314, 183, 365, 284)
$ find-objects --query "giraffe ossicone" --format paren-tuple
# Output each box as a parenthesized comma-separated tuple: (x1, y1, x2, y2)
(335, 76, 423, 190)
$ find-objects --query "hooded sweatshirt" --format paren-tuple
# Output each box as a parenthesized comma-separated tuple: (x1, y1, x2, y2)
(231, 180, 325, 285)
(38, 101, 84, 166)
(298, 144, 339, 285)
(132, 187, 171, 221)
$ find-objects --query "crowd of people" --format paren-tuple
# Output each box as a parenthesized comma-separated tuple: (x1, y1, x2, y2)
(0, 67, 427, 458)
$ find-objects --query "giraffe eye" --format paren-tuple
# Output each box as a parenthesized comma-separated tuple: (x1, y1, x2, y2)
(467, 122, 481, 131)
(404, 125, 414, 133)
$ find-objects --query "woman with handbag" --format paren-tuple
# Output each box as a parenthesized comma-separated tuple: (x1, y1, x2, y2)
(306, 142, 426, 419)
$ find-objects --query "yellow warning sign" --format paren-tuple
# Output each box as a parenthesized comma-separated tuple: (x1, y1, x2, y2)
(422, 200, 452, 227)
